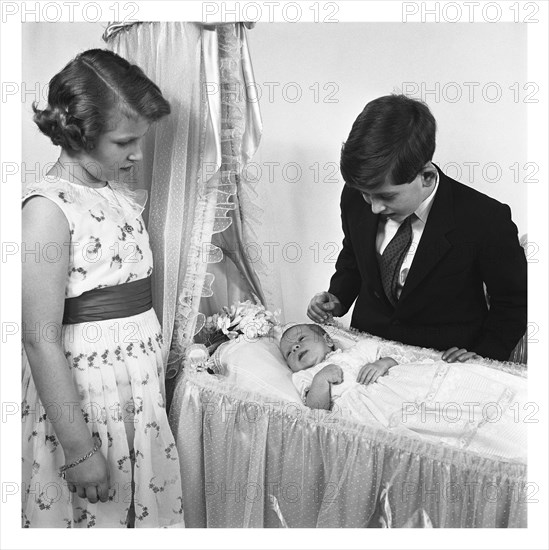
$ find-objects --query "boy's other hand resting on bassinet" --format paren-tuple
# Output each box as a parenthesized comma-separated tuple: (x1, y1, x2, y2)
(357, 357, 398, 385)
(442, 347, 482, 363)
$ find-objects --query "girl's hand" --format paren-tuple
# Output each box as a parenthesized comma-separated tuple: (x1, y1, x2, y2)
(442, 347, 482, 363)
(357, 358, 396, 385)
(65, 450, 110, 504)
(318, 364, 344, 384)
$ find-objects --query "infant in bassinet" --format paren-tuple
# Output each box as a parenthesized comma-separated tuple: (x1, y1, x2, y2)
(279, 324, 527, 462)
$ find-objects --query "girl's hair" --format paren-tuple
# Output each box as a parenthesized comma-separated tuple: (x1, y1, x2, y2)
(33, 49, 170, 151)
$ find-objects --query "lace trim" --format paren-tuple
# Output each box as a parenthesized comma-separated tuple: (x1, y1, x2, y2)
(166, 73, 214, 377)
(166, 24, 263, 379)
(320, 319, 528, 378)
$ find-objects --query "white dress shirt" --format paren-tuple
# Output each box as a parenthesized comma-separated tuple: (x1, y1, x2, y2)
(376, 172, 440, 299)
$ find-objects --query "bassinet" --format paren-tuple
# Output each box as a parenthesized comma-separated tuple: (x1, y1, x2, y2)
(169, 324, 527, 528)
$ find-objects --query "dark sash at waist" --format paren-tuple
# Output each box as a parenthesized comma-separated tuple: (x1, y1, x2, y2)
(63, 277, 152, 325)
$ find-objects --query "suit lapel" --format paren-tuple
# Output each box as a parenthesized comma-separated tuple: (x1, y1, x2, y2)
(398, 168, 455, 305)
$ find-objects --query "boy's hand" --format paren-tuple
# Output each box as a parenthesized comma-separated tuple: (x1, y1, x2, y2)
(357, 358, 396, 385)
(442, 347, 482, 363)
(307, 291, 343, 323)
(317, 363, 344, 384)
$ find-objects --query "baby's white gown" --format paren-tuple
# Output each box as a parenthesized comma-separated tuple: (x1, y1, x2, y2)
(292, 340, 527, 462)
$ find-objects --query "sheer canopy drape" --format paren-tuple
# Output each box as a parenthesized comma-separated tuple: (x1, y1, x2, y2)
(105, 22, 269, 379)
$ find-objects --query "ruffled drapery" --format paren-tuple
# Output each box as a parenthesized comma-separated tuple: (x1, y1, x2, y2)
(171, 378, 526, 528)
(105, 22, 266, 380)
(169, 327, 527, 528)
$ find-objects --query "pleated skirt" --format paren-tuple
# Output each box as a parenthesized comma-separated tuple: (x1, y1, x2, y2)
(22, 308, 184, 527)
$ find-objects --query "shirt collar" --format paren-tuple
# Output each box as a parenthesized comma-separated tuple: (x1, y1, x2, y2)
(414, 170, 439, 224)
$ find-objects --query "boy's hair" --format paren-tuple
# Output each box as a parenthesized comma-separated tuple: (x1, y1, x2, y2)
(33, 49, 171, 152)
(340, 94, 437, 191)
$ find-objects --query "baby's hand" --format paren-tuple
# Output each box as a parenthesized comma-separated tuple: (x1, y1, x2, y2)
(357, 358, 396, 385)
(317, 363, 344, 384)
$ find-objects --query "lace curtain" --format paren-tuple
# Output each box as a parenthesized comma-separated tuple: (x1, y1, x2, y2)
(105, 22, 269, 379)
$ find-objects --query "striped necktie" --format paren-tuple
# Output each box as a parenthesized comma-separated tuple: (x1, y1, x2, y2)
(379, 214, 414, 306)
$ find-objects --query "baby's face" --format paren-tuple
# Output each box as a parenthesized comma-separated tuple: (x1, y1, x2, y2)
(280, 325, 332, 372)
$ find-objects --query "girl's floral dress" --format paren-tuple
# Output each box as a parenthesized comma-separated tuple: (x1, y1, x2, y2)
(21, 176, 184, 527)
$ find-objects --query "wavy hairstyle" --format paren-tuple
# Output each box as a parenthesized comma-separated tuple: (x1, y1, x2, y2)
(340, 94, 437, 190)
(33, 49, 170, 152)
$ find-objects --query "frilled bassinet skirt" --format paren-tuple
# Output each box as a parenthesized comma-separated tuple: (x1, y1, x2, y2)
(22, 309, 184, 527)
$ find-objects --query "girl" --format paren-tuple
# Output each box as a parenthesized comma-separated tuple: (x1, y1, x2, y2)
(22, 49, 184, 527)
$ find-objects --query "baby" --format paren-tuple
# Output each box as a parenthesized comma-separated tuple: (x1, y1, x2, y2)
(279, 324, 527, 462)
(279, 323, 397, 410)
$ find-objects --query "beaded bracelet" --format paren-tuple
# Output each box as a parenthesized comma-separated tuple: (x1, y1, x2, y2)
(59, 445, 99, 479)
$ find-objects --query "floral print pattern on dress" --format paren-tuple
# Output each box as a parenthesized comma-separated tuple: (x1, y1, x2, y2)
(69, 267, 87, 280)
(58, 191, 71, 204)
(144, 421, 160, 437)
(89, 209, 106, 222)
(45, 434, 59, 451)
(74, 507, 96, 527)
(117, 224, 132, 241)
(110, 254, 123, 269)
(22, 178, 181, 528)
(87, 236, 102, 255)
(67, 352, 86, 371)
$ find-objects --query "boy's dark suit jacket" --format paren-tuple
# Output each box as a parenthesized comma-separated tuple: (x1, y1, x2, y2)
(328, 166, 527, 361)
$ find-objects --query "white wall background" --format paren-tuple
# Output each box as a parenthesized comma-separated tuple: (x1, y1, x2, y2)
(22, 23, 107, 177)
(23, 22, 528, 325)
